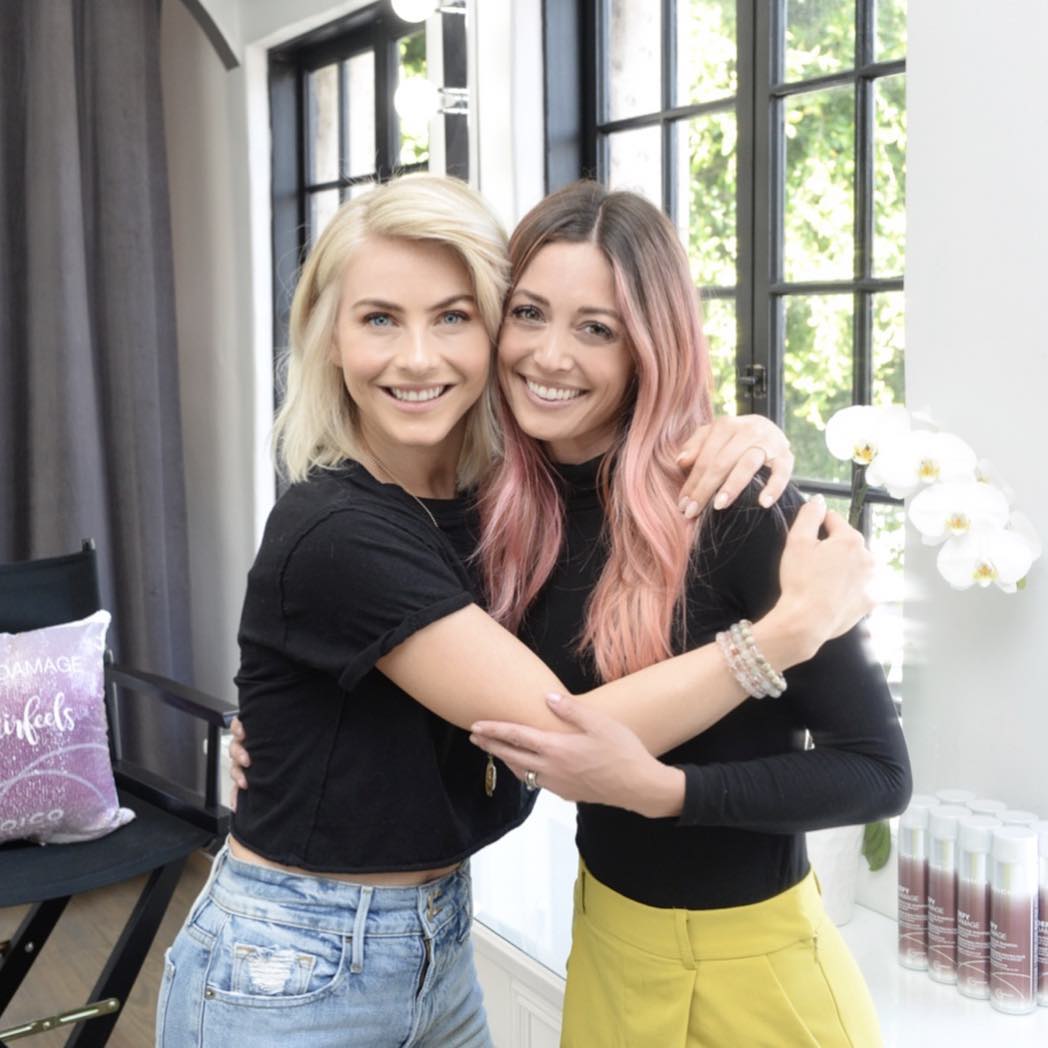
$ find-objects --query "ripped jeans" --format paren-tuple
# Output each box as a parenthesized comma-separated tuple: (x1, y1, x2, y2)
(156, 844, 492, 1048)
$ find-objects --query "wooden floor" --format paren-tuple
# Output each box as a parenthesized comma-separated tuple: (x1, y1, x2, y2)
(0, 851, 211, 1047)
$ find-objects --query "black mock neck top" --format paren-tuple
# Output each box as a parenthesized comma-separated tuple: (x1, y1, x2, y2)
(519, 456, 911, 909)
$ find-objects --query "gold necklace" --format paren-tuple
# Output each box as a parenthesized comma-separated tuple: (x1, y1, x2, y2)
(363, 448, 498, 798)
(364, 449, 440, 530)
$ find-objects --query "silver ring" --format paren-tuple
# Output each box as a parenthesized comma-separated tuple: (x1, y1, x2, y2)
(524, 769, 539, 792)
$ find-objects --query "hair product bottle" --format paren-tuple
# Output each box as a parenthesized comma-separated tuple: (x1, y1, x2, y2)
(990, 826, 1039, 1015)
(898, 795, 937, 970)
(928, 805, 969, 984)
(956, 815, 1001, 999)
(935, 788, 975, 807)
(999, 810, 1040, 827)
(969, 799, 1007, 817)
(1036, 821, 1048, 1008)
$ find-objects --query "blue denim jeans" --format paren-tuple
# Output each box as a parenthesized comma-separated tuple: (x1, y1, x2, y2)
(156, 844, 493, 1047)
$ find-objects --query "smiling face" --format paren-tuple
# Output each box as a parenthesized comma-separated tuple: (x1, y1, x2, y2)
(331, 235, 492, 476)
(498, 241, 634, 464)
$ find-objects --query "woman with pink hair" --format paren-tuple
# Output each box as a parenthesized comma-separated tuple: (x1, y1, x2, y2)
(470, 181, 908, 1046)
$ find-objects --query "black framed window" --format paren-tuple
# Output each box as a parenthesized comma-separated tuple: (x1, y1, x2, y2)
(269, 2, 469, 354)
(549, 0, 907, 696)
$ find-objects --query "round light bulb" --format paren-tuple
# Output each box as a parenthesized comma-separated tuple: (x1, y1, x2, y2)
(391, 0, 439, 23)
(394, 78, 440, 124)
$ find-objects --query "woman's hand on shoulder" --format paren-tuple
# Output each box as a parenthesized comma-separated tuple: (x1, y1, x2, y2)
(469, 694, 685, 819)
(675, 415, 794, 518)
(771, 495, 877, 658)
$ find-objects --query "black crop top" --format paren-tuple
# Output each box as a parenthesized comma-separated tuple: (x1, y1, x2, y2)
(231, 462, 531, 873)
(519, 458, 912, 909)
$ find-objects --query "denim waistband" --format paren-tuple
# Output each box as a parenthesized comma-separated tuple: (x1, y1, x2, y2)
(204, 843, 472, 942)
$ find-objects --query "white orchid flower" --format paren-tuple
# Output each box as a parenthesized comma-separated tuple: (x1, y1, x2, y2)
(974, 459, 1017, 504)
(908, 481, 1011, 546)
(936, 527, 1039, 593)
(865, 430, 978, 498)
(825, 404, 910, 466)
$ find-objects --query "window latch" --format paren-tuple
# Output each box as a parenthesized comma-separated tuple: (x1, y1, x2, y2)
(738, 364, 767, 398)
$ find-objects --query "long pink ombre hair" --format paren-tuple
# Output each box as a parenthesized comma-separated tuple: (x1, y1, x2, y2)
(478, 182, 714, 681)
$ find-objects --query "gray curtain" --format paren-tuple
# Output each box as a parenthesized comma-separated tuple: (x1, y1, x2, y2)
(0, 0, 200, 787)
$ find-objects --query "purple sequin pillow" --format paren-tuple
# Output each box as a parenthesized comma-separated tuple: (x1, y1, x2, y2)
(0, 611, 134, 844)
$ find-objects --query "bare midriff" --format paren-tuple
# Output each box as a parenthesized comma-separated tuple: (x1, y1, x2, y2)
(228, 835, 460, 886)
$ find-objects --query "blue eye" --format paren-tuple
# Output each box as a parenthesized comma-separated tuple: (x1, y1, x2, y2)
(365, 313, 394, 328)
(440, 310, 469, 325)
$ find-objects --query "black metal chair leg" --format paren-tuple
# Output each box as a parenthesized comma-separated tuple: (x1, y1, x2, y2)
(65, 858, 187, 1048)
(0, 898, 70, 1012)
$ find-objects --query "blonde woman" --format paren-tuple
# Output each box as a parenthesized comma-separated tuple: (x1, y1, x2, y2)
(163, 175, 876, 1048)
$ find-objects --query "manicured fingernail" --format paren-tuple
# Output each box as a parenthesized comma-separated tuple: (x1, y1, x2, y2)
(546, 692, 562, 705)
(684, 500, 701, 520)
(813, 493, 826, 506)
(713, 492, 729, 510)
(678, 496, 690, 511)
(759, 492, 773, 508)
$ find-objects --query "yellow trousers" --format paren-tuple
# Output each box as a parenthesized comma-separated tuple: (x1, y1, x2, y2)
(560, 863, 881, 1048)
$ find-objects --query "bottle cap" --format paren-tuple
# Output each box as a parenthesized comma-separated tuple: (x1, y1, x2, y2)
(968, 798, 1007, 816)
(999, 810, 1039, 826)
(992, 826, 1039, 865)
(901, 805, 930, 831)
(1033, 820, 1048, 855)
(959, 815, 1001, 854)
(907, 794, 938, 812)
(930, 804, 971, 840)
(935, 788, 976, 806)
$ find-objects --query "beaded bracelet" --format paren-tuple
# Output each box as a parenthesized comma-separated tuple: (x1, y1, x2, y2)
(737, 619, 787, 695)
(716, 620, 788, 699)
(716, 629, 770, 699)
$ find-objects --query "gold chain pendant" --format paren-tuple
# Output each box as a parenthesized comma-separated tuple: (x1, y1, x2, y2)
(484, 754, 497, 797)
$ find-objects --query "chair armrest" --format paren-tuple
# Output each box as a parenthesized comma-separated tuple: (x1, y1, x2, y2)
(107, 663, 237, 728)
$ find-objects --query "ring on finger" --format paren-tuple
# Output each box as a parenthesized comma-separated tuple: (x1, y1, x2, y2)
(524, 769, 540, 792)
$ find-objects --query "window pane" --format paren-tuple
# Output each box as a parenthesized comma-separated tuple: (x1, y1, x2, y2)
(606, 0, 661, 120)
(606, 127, 662, 207)
(677, 111, 737, 288)
(398, 32, 429, 166)
(873, 74, 906, 277)
(702, 296, 737, 416)
(676, 0, 736, 106)
(783, 86, 855, 282)
(869, 502, 905, 698)
(309, 63, 340, 185)
(309, 189, 340, 246)
(871, 291, 905, 408)
(875, 0, 907, 62)
(344, 51, 375, 178)
(783, 0, 855, 82)
(349, 180, 376, 199)
(782, 293, 853, 483)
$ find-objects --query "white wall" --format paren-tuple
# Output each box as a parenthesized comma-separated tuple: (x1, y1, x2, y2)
(903, 1, 1048, 810)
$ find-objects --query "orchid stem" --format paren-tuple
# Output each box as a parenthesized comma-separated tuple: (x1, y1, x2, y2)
(849, 465, 868, 530)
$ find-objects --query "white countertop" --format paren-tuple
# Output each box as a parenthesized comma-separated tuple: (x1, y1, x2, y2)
(838, 904, 1047, 1046)
(471, 794, 1048, 1046)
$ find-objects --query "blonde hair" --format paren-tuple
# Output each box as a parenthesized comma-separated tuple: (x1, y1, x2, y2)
(273, 174, 510, 487)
